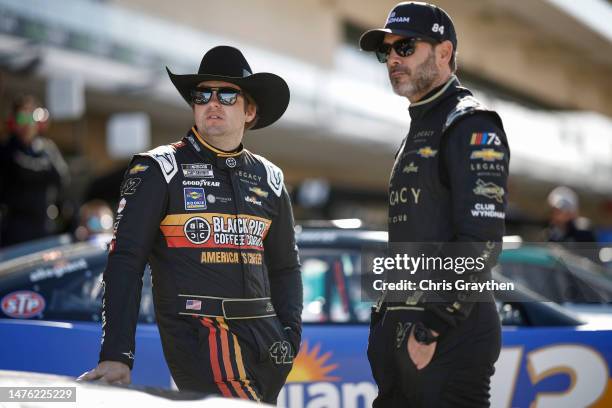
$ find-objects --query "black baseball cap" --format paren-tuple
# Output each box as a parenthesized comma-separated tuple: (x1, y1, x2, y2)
(359, 2, 457, 52)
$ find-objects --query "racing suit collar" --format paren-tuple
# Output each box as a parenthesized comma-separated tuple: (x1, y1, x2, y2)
(408, 75, 461, 120)
(188, 126, 244, 158)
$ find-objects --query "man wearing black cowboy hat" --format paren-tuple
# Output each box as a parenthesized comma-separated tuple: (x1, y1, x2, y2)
(79, 46, 302, 404)
(361, 2, 509, 407)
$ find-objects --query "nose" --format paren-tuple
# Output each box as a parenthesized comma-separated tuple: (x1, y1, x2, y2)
(209, 91, 222, 107)
(387, 48, 402, 66)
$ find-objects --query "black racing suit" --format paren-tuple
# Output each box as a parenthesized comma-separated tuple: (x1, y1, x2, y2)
(0, 134, 69, 246)
(98, 127, 302, 403)
(368, 76, 510, 407)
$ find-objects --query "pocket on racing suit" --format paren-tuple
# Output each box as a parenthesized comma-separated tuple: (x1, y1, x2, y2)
(248, 317, 295, 371)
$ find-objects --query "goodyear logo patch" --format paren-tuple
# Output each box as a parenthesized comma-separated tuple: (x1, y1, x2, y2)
(184, 188, 207, 211)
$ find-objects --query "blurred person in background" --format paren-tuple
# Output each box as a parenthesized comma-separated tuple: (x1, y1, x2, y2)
(360, 2, 509, 407)
(546, 186, 596, 243)
(73, 199, 114, 242)
(0, 94, 69, 247)
(79, 46, 301, 405)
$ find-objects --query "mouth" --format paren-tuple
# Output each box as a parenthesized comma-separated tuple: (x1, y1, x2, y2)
(206, 114, 224, 120)
(390, 70, 408, 79)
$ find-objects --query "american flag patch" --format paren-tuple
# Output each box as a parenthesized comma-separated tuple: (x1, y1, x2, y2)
(185, 299, 202, 311)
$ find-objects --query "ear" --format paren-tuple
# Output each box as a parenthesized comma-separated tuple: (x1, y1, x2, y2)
(436, 40, 453, 68)
(244, 101, 257, 123)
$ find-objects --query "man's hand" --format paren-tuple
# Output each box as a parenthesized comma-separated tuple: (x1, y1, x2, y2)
(407, 328, 438, 370)
(77, 361, 131, 385)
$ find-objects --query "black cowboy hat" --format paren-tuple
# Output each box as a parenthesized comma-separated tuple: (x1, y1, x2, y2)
(166, 46, 290, 130)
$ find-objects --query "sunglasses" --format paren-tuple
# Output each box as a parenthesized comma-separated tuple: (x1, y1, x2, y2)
(15, 112, 36, 125)
(375, 37, 437, 63)
(191, 87, 243, 106)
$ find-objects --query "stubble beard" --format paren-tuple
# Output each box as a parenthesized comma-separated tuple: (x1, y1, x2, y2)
(390, 50, 440, 100)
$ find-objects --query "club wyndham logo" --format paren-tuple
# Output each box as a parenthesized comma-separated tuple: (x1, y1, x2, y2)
(387, 11, 410, 25)
(184, 217, 211, 244)
(473, 179, 504, 203)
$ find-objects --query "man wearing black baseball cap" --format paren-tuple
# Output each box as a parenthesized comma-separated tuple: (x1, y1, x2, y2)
(361, 2, 510, 407)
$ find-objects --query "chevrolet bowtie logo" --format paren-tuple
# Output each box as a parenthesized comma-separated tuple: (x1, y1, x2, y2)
(470, 149, 504, 162)
(129, 164, 149, 175)
(249, 187, 269, 198)
(417, 147, 437, 158)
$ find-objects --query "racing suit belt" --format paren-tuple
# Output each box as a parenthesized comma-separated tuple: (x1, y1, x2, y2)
(177, 295, 276, 319)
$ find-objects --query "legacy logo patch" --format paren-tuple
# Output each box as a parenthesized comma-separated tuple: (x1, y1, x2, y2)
(182, 164, 214, 178)
(473, 179, 504, 203)
(470, 162, 505, 173)
(470, 149, 504, 162)
(184, 188, 207, 210)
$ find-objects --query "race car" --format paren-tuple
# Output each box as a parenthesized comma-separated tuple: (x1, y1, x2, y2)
(1, 229, 611, 407)
(497, 243, 612, 326)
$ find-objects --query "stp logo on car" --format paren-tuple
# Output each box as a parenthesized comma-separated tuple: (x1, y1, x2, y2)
(1, 290, 46, 318)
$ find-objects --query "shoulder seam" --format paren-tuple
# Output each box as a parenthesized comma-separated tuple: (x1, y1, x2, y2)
(251, 152, 284, 198)
(135, 144, 179, 184)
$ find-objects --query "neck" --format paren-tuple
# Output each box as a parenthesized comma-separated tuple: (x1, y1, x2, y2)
(408, 73, 453, 104)
(195, 126, 243, 152)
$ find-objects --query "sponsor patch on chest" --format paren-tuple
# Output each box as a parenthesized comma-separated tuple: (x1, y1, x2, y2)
(184, 188, 207, 210)
(182, 164, 214, 178)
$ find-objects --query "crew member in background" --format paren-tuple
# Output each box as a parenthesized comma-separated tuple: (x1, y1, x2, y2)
(0, 95, 69, 247)
(546, 186, 596, 243)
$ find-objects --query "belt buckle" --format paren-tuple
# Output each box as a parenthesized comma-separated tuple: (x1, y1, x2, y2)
(221, 298, 274, 320)
(221, 299, 232, 319)
(221, 298, 246, 320)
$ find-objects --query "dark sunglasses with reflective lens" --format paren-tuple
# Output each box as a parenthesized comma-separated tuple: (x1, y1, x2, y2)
(375, 37, 437, 63)
(191, 87, 243, 106)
